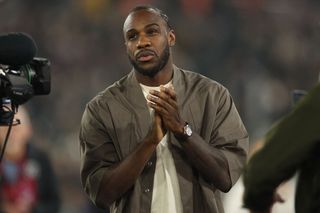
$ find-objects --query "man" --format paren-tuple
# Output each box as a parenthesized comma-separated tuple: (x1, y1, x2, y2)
(80, 5, 248, 213)
(243, 83, 320, 213)
(0, 106, 60, 213)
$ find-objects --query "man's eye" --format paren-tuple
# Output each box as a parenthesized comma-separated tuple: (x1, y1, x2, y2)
(147, 29, 158, 35)
(127, 34, 137, 40)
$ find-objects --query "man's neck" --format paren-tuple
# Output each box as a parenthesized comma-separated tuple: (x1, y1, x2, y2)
(135, 63, 173, 87)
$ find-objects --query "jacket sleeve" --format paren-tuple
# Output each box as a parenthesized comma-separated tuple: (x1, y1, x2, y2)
(209, 85, 249, 186)
(243, 83, 320, 211)
(79, 99, 120, 209)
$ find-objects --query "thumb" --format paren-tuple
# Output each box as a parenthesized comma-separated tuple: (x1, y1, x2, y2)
(154, 112, 166, 133)
(154, 112, 162, 125)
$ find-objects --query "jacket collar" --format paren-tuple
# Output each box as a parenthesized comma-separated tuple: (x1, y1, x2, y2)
(123, 65, 185, 138)
(125, 64, 184, 109)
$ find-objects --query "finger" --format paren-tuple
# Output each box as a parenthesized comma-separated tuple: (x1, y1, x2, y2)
(149, 90, 178, 109)
(149, 90, 169, 101)
(147, 101, 170, 116)
(154, 112, 162, 125)
(273, 193, 285, 203)
(147, 94, 176, 114)
(160, 85, 177, 101)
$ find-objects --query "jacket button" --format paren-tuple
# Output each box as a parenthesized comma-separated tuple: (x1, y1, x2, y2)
(144, 188, 150, 193)
(147, 161, 153, 167)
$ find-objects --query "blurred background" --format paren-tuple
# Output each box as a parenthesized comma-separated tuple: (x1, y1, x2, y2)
(0, 0, 319, 212)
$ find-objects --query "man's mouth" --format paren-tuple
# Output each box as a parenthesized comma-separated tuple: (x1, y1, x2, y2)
(136, 50, 156, 62)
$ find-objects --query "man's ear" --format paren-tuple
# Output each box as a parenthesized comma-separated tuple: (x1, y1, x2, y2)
(168, 30, 176, 47)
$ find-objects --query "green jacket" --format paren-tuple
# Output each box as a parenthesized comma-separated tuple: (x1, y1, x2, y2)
(243, 83, 320, 212)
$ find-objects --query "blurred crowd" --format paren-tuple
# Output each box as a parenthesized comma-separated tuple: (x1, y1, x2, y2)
(0, 0, 319, 212)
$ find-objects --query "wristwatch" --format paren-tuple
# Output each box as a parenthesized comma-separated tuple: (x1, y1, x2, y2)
(175, 122, 193, 141)
(183, 123, 193, 137)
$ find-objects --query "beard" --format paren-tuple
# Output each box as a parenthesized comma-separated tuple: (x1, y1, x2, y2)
(128, 43, 170, 78)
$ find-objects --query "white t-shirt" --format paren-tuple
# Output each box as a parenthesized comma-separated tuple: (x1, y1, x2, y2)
(140, 82, 183, 213)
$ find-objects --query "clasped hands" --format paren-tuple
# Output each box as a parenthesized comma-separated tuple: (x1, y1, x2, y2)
(146, 85, 185, 143)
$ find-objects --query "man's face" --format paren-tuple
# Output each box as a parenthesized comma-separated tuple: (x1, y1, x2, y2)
(123, 9, 175, 77)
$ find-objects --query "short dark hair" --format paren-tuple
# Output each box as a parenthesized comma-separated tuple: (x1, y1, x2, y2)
(128, 5, 173, 30)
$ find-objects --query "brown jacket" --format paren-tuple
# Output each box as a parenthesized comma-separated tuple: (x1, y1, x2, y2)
(80, 65, 248, 213)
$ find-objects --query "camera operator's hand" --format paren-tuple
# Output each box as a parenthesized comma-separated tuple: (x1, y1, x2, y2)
(249, 192, 285, 213)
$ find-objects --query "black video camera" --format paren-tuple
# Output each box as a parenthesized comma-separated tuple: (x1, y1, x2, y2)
(0, 58, 50, 126)
(0, 57, 50, 105)
(0, 32, 51, 162)
(0, 33, 51, 126)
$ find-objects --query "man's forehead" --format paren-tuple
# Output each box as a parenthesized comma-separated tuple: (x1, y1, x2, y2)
(123, 9, 163, 32)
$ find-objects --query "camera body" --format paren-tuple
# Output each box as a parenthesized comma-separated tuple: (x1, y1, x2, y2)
(0, 57, 50, 125)
(0, 57, 50, 105)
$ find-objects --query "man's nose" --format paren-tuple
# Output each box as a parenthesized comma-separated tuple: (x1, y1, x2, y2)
(136, 35, 151, 48)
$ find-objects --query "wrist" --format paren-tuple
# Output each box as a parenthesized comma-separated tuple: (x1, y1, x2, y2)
(174, 121, 185, 135)
(174, 122, 193, 141)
